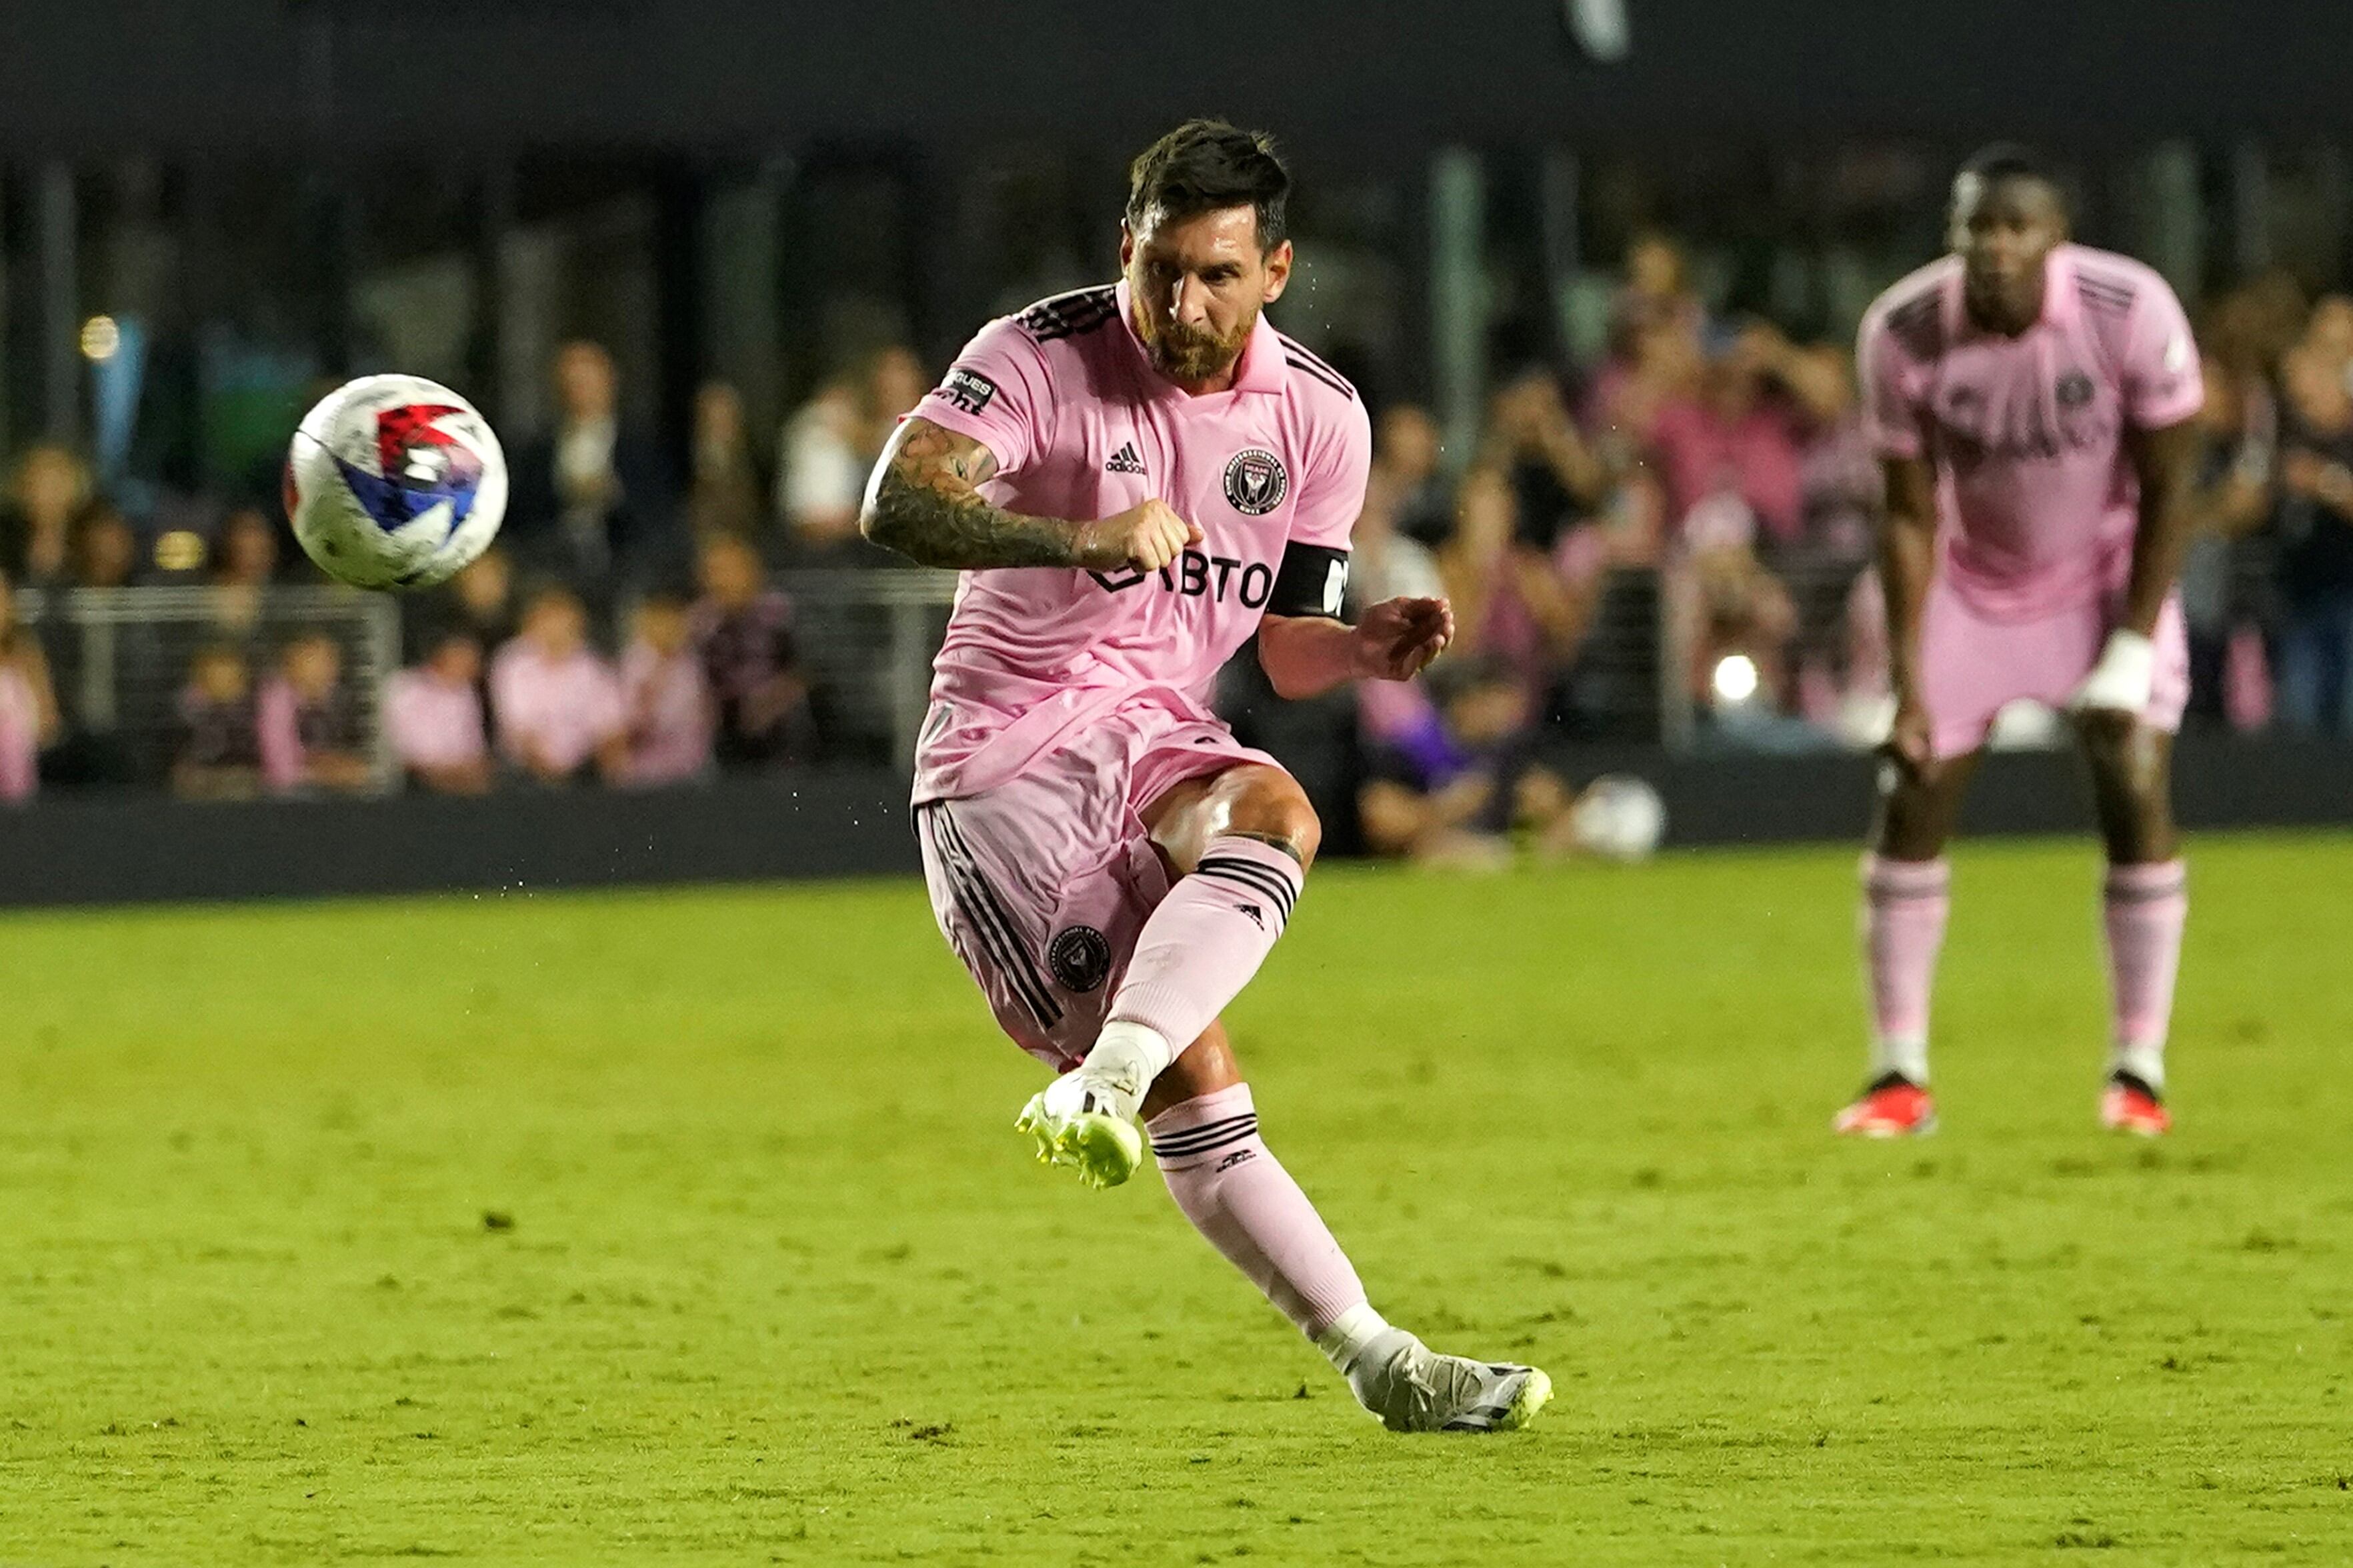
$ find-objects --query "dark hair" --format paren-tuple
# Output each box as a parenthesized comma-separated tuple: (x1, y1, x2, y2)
(1125, 119, 1290, 251)
(1956, 142, 2058, 197)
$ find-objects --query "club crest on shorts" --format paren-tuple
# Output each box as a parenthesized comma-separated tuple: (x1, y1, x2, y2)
(1047, 925, 1112, 993)
(1223, 448, 1288, 516)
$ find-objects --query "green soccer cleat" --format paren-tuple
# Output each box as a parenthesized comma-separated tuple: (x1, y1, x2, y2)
(1015, 1073, 1146, 1190)
(1344, 1328, 1554, 1433)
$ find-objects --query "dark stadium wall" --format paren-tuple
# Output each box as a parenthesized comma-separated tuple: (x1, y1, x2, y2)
(3, 1, 2351, 153)
(1, 739, 2346, 908)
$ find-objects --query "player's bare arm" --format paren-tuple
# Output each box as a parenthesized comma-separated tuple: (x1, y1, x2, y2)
(2071, 417, 2201, 719)
(2118, 418, 2202, 637)
(861, 416, 1200, 571)
(1257, 598, 1454, 701)
(1876, 453, 1941, 772)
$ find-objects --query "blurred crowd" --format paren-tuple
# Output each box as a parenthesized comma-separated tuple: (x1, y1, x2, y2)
(5, 233, 2353, 821)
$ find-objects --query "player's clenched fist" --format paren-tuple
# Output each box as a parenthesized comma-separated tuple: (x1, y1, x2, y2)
(1350, 595, 1454, 681)
(1076, 499, 1203, 573)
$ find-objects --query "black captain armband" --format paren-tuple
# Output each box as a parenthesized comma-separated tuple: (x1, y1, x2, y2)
(1266, 543, 1350, 619)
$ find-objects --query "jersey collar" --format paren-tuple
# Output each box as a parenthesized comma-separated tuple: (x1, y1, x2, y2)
(1943, 243, 2079, 341)
(1115, 278, 1288, 399)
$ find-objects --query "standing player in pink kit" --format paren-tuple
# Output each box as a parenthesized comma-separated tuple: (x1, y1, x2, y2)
(1837, 147, 2204, 1139)
(860, 121, 1550, 1433)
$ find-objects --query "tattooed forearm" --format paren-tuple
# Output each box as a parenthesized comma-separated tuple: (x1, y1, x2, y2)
(861, 418, 1087, 569)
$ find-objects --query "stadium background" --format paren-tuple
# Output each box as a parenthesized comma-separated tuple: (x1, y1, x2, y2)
(3, 1, 2352, 899)
(5, 9, 2353, 1565)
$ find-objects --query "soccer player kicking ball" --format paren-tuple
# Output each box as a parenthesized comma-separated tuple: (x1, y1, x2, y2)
(861, 120, 1548, 1433)
(1837, 146, 2203, 1139)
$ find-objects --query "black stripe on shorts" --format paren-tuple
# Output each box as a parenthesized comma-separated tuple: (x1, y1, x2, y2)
(925, 805, 1062, 1030)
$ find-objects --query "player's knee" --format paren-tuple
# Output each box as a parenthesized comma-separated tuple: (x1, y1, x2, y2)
(1222, 785, 1322, 869)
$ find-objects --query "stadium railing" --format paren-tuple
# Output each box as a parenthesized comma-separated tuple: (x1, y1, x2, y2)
(9, 559, 2004, 800)
(18, 585, 404, 795)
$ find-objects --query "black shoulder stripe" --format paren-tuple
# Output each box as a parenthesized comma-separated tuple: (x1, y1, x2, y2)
(1275, 331, 1344, 381)
(1884, 293, 1944, 359)
(1016, 285, 1119, 343)
(2076, 279, 2136, 315)
(1284, 353, 1356, 400)
(2074, 262, 2140, 299)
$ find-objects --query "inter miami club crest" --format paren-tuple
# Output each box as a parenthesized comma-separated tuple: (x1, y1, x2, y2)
(1047, 925, 1112, 993)
(2055, 370, 2096, 409)
(1223, 448, 1288, 516)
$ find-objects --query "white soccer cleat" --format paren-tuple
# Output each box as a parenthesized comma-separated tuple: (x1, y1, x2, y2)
(1015, 1069, 1145, 1191)
(1344, 1328, 1553, 1433)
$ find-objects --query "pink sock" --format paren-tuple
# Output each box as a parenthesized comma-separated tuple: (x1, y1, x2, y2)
(2104, 859, 2188, 1088)
(1149, 1084, 1366, 1338)
(1860, 853, 1950, 1085)
(1109, 837, 1304, 1049)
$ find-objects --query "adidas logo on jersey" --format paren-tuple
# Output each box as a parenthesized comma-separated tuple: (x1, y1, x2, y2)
(1105, 441, 1147, 475)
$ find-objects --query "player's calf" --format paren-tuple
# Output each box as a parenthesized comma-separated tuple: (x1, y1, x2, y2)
(1152, 1083, 1552, 1434)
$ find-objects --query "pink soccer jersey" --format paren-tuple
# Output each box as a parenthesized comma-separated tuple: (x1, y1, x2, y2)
(906, 281, 1372, 803)
(1858, 243, 2204, 619)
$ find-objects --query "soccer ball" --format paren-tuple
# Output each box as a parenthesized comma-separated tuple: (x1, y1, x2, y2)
(1568, 774, 1667, 862)
(285, 375, 507, 591)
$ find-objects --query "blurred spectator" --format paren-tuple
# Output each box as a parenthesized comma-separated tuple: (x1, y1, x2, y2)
(212, 505, 282, 588)
(1350, 469, 1446, 607)
(171, 644, 262, 800)
(258, 629, 372, 795)
(68, 501, 143, 589)
(1437, 467, 1592, 705)
(691, 533, 813, 768)
(1645, 323, 1847, 549)
(617, 591, 715, 787)
(490, 585, 625, 785)
(427, 547, 521, 662)
(2272, 339, 2353, 733)
(1778, 345, 1884, 723)
(1480, 365, 1613, 550)
(1373, 405, 1453, 547)
(685, 381, 770, 541)
(387, 629, 491, 796)
(864, 345, 930, 446)
(506, 341, 677, 592)
(2181, 357, 2278, 731)
(1677, 506, 1800, 719)
(1615, 231, 1710, 348)
(1589, 236, 1710, 440)
(777, 377, 865, 551)
(1642, 323, 1850, 717)
(1358, 655, 1576, 868)
(0, 444, 92, 589)
(2303, 294, 2353, 377)
(777, 346, 926, 565)
(0, 568, 61, 803)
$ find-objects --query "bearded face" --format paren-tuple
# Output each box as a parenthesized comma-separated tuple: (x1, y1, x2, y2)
(1121, 204, 1292, 391)
(1135, 305, 1254, 384)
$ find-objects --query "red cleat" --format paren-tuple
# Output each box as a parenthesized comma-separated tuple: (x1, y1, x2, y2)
(2100, 1074, 2171, 1137)
(1833, 1074, 1938, 1137)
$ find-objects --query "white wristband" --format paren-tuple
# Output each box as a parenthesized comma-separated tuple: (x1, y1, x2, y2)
(2070, 629, 2156, 715)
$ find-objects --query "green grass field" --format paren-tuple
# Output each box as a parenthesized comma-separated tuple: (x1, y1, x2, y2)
(4, 834, 2350, 1566)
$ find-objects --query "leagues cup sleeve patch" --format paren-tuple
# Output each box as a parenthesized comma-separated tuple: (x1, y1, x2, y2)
(939, 367, 998, 415)
(1223, 448, 1289, 515)
(1268, 541, 1350, 619)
